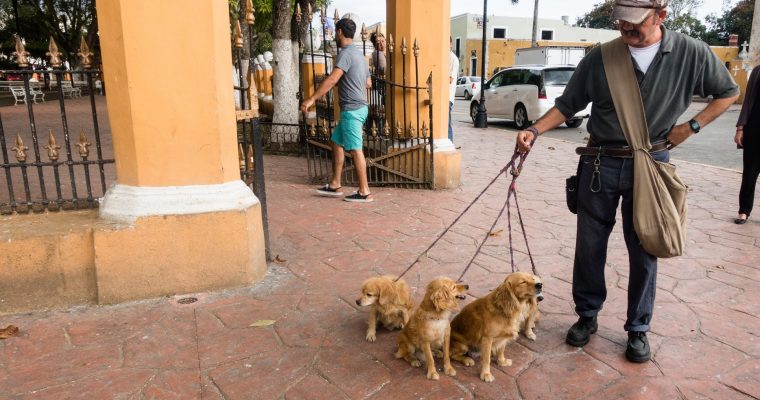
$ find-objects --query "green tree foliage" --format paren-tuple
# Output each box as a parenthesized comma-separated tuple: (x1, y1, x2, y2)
(228, 0, 329, 57)
(704, 0, 755, 45)
(666, 13, 709, 40)
(0, 0, 99, 69)
(576, 0, 616, 30)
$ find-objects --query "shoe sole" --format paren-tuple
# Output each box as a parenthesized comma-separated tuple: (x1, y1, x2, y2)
(625, 349, 651, 363)
(316, 190, 343, 197)
(343, 197, 373, 203)
(565, 326, 597, 347)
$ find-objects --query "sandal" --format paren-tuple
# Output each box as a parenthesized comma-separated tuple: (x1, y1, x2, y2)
(734, 214, 749, 224)
(316, 184, 343, 197)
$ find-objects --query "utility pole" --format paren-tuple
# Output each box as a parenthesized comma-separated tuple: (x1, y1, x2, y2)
(474, 0, 488, 128)
(750, 0, 760, 66)
(531, 0, 539, 47)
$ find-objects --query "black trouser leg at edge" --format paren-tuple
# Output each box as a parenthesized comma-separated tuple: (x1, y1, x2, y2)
(739, 137, 760, 216)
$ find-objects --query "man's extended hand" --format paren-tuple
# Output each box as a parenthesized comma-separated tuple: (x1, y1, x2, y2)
(300, 97, 315, 114)
(516, 130, 536, 153)
(665, 123, 693, 149)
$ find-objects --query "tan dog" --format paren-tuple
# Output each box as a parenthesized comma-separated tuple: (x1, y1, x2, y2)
(395, 277, 469, 380)
(356, 276, 414, 342)
(449, 271, 543, 382)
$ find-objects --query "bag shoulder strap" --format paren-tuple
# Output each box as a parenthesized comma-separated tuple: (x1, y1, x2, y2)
(600, 38, 652, 151)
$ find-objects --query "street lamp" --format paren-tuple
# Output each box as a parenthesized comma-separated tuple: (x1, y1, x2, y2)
(474, 0, 488, 128)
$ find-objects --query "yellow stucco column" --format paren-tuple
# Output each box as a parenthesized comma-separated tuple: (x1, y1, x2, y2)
(94, 0, 266, 304)
(387, 0, 461, 189)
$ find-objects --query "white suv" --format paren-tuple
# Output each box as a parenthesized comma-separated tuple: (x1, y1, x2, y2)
(469, 65, 590, 129)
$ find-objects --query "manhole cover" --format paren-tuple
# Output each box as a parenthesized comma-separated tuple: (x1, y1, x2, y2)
(177, 297, 198, 305)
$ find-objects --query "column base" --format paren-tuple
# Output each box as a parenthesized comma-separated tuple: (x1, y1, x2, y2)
(95, 181, 267, 304)
(431, 143, 461, 189)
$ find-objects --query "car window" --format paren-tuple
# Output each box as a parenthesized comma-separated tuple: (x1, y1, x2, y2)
(542, 68, 575, 85)
(488, 73, 503, 87)
(526, 70, 542, 86)
(502, 70, 522, 86)
(469, 76, 481, 82)
(457, 78, 465, 85)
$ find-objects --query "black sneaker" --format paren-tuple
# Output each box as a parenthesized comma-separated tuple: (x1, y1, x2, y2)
(565, 316, 598, 347)
(625, 331, 651, 363)
(316, 184, 343, 197)
(344, 192, 373, 203)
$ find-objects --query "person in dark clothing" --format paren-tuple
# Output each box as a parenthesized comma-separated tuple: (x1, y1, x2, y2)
(515, 0, 739, 363)
(735, 65, 760, 224)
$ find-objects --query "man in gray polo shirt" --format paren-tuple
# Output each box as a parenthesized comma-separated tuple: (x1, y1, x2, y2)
(301, 18, 372, 202)
(515, 0, 738, 362)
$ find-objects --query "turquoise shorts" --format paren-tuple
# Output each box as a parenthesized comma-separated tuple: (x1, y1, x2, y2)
(331, 106, 368, 151)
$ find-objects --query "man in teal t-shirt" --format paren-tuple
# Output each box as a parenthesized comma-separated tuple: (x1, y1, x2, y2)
(300, 17, 372, 203)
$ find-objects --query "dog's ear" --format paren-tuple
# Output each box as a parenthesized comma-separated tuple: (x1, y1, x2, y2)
(430, 286, 450, 312)
(494, 281, 519, 314)
(377, 280, 398, 306)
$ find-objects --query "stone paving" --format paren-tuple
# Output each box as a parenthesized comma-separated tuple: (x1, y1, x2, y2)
(1, 120, 760, 399)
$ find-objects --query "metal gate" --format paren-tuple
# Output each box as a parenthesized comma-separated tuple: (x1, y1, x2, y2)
(301, 8, 435, 188)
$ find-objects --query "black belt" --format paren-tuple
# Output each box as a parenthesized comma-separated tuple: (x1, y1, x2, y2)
(575, 141, 668, 158)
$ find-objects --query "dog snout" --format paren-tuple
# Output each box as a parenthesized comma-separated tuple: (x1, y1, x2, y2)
(464, 284, 469, 290)
(535, 282, 543, 290)
(537, 293, 545, 302)
(355, 299, 361, 306)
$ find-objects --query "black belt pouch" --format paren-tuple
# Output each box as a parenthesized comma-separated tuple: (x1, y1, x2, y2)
(566, 158, 582, 214)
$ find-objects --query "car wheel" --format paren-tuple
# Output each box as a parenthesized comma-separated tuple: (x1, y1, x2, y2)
(514, 104, 529, 130)
(464, 91, 471, 100)
(470, 102, 479, 124)
(565, 118, 583, 128)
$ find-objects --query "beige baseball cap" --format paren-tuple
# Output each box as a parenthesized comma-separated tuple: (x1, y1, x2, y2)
(611, 0, 667, 24)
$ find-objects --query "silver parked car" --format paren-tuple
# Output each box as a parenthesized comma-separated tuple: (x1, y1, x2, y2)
(455, 76, 481, 100)
(469, 65, 591, 129)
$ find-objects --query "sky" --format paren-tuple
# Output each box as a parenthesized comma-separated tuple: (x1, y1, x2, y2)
(325, 0, 730, 27)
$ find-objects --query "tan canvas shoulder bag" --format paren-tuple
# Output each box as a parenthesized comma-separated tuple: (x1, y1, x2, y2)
(601, 38, 687, 258)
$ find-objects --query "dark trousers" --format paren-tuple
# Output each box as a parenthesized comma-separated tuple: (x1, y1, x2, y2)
(572, 150, 669, 332)
(739, 135, 760, 216)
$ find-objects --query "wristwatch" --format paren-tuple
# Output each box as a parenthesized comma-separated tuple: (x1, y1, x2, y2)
(688, 119, 701, 134)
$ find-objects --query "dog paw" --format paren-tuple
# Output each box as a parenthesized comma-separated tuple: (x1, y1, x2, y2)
(365, 332, 377, 342)
(444, 366, 457, 376)
(427, 370, 440, 380)
(463, 357, 475, 367)
(411, 359, 421, 368)
(497, 357, 512, 367)
(525, 330, 536, 341)
(480, 371, 494, 383)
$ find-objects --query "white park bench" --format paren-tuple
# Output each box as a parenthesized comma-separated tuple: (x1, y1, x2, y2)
(60, 81, 82, 98)
(9, 86, 28, 105)
(8, 85, 45, 105)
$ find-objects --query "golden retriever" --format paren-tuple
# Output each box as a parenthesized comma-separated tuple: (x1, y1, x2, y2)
(356, 276, 414, 342)
(449, 271, 543, 382)
(395, 277, 469, 380)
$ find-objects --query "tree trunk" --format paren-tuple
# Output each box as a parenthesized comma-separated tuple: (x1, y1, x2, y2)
(751, 0, 760, 66)
(272, 0, 300, 133)
(531, 0, 539, 47)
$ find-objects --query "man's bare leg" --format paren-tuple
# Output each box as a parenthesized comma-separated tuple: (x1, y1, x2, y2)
(351, 149, 370, 196)
(330, 142, 345, 189)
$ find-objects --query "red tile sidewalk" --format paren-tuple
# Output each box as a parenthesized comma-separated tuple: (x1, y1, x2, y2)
(1, 120, 759, 399)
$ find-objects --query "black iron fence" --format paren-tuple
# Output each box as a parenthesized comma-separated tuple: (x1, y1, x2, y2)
(0, 67, 112, 214)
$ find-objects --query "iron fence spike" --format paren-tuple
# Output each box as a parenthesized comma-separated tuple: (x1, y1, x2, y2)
(12, 35, 29, 68)
(12, 133, 28, 163)
(46, 37, 62, 68)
